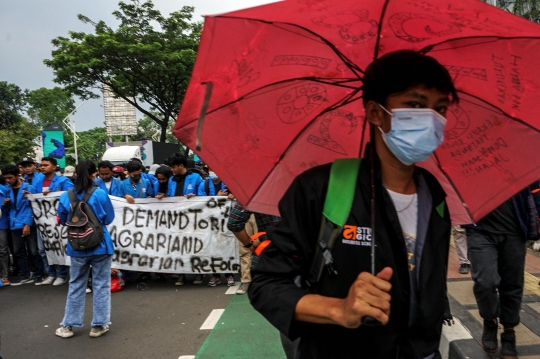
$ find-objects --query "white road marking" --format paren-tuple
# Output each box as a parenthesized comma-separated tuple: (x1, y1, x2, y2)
(178, 356, 195, 359)
(225, 283, 240, 295)
(439, 317, 473, 359)
(200, 309, 225, 330)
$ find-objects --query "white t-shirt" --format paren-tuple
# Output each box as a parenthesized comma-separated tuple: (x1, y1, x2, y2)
(104, 180, 112, 191)
(387, 189, 418, 272)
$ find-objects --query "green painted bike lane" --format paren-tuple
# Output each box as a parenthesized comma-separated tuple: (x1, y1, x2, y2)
(196, 294, 286, 359)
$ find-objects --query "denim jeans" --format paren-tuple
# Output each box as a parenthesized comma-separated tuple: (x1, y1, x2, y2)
(12, 228, 44, 280)
(61, 254, 112, 327)
(466, 229, 526, 327)
(0, 229, 9, 278)
(37, 232, 67, 279)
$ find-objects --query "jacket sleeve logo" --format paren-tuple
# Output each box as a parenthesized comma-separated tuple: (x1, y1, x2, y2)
(342, 225, 372, 246)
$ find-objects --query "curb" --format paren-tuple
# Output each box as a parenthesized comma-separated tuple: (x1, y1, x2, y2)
(439, 317, 490, 359)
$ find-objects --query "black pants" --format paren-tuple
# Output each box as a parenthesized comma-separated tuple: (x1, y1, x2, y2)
(466, 229, 526, 327)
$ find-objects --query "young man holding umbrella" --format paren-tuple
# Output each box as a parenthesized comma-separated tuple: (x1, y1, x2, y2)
(249, 50, 457, 358)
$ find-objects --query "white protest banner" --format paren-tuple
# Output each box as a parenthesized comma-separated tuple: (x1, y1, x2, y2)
(29, 193, 239, 274)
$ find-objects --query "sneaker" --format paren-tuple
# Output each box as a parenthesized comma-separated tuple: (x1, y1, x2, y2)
(501, 329, 518, 359)
(458, 263, 470, 274)
(193, 274, 205, 285)
(226, 275, 235, 286)
(175, 274, 185, 286)
(86, 287, 92, 294)
(1, 278, 10, 286)
(236, 282, 250, 295)
(482, 319, 499, 354)
(89, 325, 109, 338)
(34, 277, 44, 286)
(41, 277, 55, 285)
(155, 273, 167, 282)
(55, 326, 74, 338)
(171, 274, 180, 279)
(53, 278, 66, 286)
(207, 276, 221, 287)
(10, 277, 34, 286)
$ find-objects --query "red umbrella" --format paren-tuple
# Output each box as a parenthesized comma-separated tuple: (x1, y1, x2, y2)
(173, 0, 540, 224)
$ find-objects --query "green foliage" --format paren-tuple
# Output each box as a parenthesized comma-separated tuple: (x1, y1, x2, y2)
(27, 87, 75, 129)
(131, 111, 181, 144)
(0, 118, 40, 166)
(0, 81, 27, 126)
(44, 0, 201, 142)
(75, 127, 111, 163)
(495, 0, 540, 23)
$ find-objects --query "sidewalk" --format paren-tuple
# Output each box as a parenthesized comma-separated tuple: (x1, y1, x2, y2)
(195, 246, 540, 359)
(445, 243, 540, 359)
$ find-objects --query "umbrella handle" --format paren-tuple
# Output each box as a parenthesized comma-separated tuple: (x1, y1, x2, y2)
(196, 82, 214, 151)
(361, 316, 382, 326)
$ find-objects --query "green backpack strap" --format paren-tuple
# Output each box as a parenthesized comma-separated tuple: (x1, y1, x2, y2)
(306, 158, 362, 290)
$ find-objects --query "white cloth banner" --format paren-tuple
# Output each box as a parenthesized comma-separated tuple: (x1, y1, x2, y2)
(29, 193, 240, 274)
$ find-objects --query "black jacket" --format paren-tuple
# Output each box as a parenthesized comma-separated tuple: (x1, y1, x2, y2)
(248, 152, 451, 359)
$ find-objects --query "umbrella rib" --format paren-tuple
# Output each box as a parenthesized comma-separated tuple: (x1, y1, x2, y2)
(431, 152, 475, 224)
(373, 0, 392, 60)
(182, 77, 360, 129)
(216, 15, 365, 77)
(457, 90, 540, 132)
(247, 89, 364, 205)
(420, 35, 540, 54)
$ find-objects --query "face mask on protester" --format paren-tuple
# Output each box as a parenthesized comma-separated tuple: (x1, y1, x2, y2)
(378, 105, 447, 166)
(131, 174, 141, 183)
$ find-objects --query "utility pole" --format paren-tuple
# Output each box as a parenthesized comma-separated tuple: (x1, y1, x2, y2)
(61, 100, 86, 165)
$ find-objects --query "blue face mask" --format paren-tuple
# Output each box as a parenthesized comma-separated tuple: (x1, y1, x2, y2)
(378, 105, 447, 165)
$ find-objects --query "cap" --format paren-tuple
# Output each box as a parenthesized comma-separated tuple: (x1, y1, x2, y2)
(112, 166, 124, 173)
(19, 157, 35, 165)
(148, 164, 160, 175)
(208, 171, 219, 181)
(64, 165, 75, 177)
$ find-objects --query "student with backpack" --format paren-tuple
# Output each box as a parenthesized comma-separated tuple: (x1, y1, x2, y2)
(249, 51, 456, 358)
(55, 160, 115, 339)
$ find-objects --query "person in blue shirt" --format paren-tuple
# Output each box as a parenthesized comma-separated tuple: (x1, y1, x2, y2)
(154, 166, 173, 199)
(35, 157, 74, 287)
(0, 179, 11, 285)
(198, 171, 228, 196)
(55, 160, 115, 339)
(94, 161, 121, 197)
(167, 154, 203, 198)
(1, 165, 44, 286)
(20, 157, 45, 188)
(118, 161, 154, 203)
(129, 157, 159, 195)
(32, 157, 75, 193)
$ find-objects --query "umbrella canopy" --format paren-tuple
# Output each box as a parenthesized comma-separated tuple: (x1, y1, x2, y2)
(173, 0, 540, 224)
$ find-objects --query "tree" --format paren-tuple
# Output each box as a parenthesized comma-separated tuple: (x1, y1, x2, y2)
(75, 127, 110, 163)
(131, 111, 184, 145)
(494, 0, 540, 23)
(0, 119, 40, 166)
(0, 81, 27, 126)
(44, 1, 201, 142)
(27, 87, 75, 129)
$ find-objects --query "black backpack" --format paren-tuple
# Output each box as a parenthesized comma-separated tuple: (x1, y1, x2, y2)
(66, 187, 104, 251)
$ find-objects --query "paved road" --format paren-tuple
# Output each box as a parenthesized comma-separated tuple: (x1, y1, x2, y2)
(0, 274, 235, 359)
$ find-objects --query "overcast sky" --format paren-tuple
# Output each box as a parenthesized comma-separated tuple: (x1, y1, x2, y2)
(0, 0, 278, 132)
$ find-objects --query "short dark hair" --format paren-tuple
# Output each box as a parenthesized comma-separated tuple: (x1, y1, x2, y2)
(168, 154, 187, 167)
(41, 157, 58, 167)
(1, 165, 19, 177)
(155, 165, 173, 179)
(126, 161, 142, 173)
(98, 160, 114, 170)
(363, 50, 458, 106)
